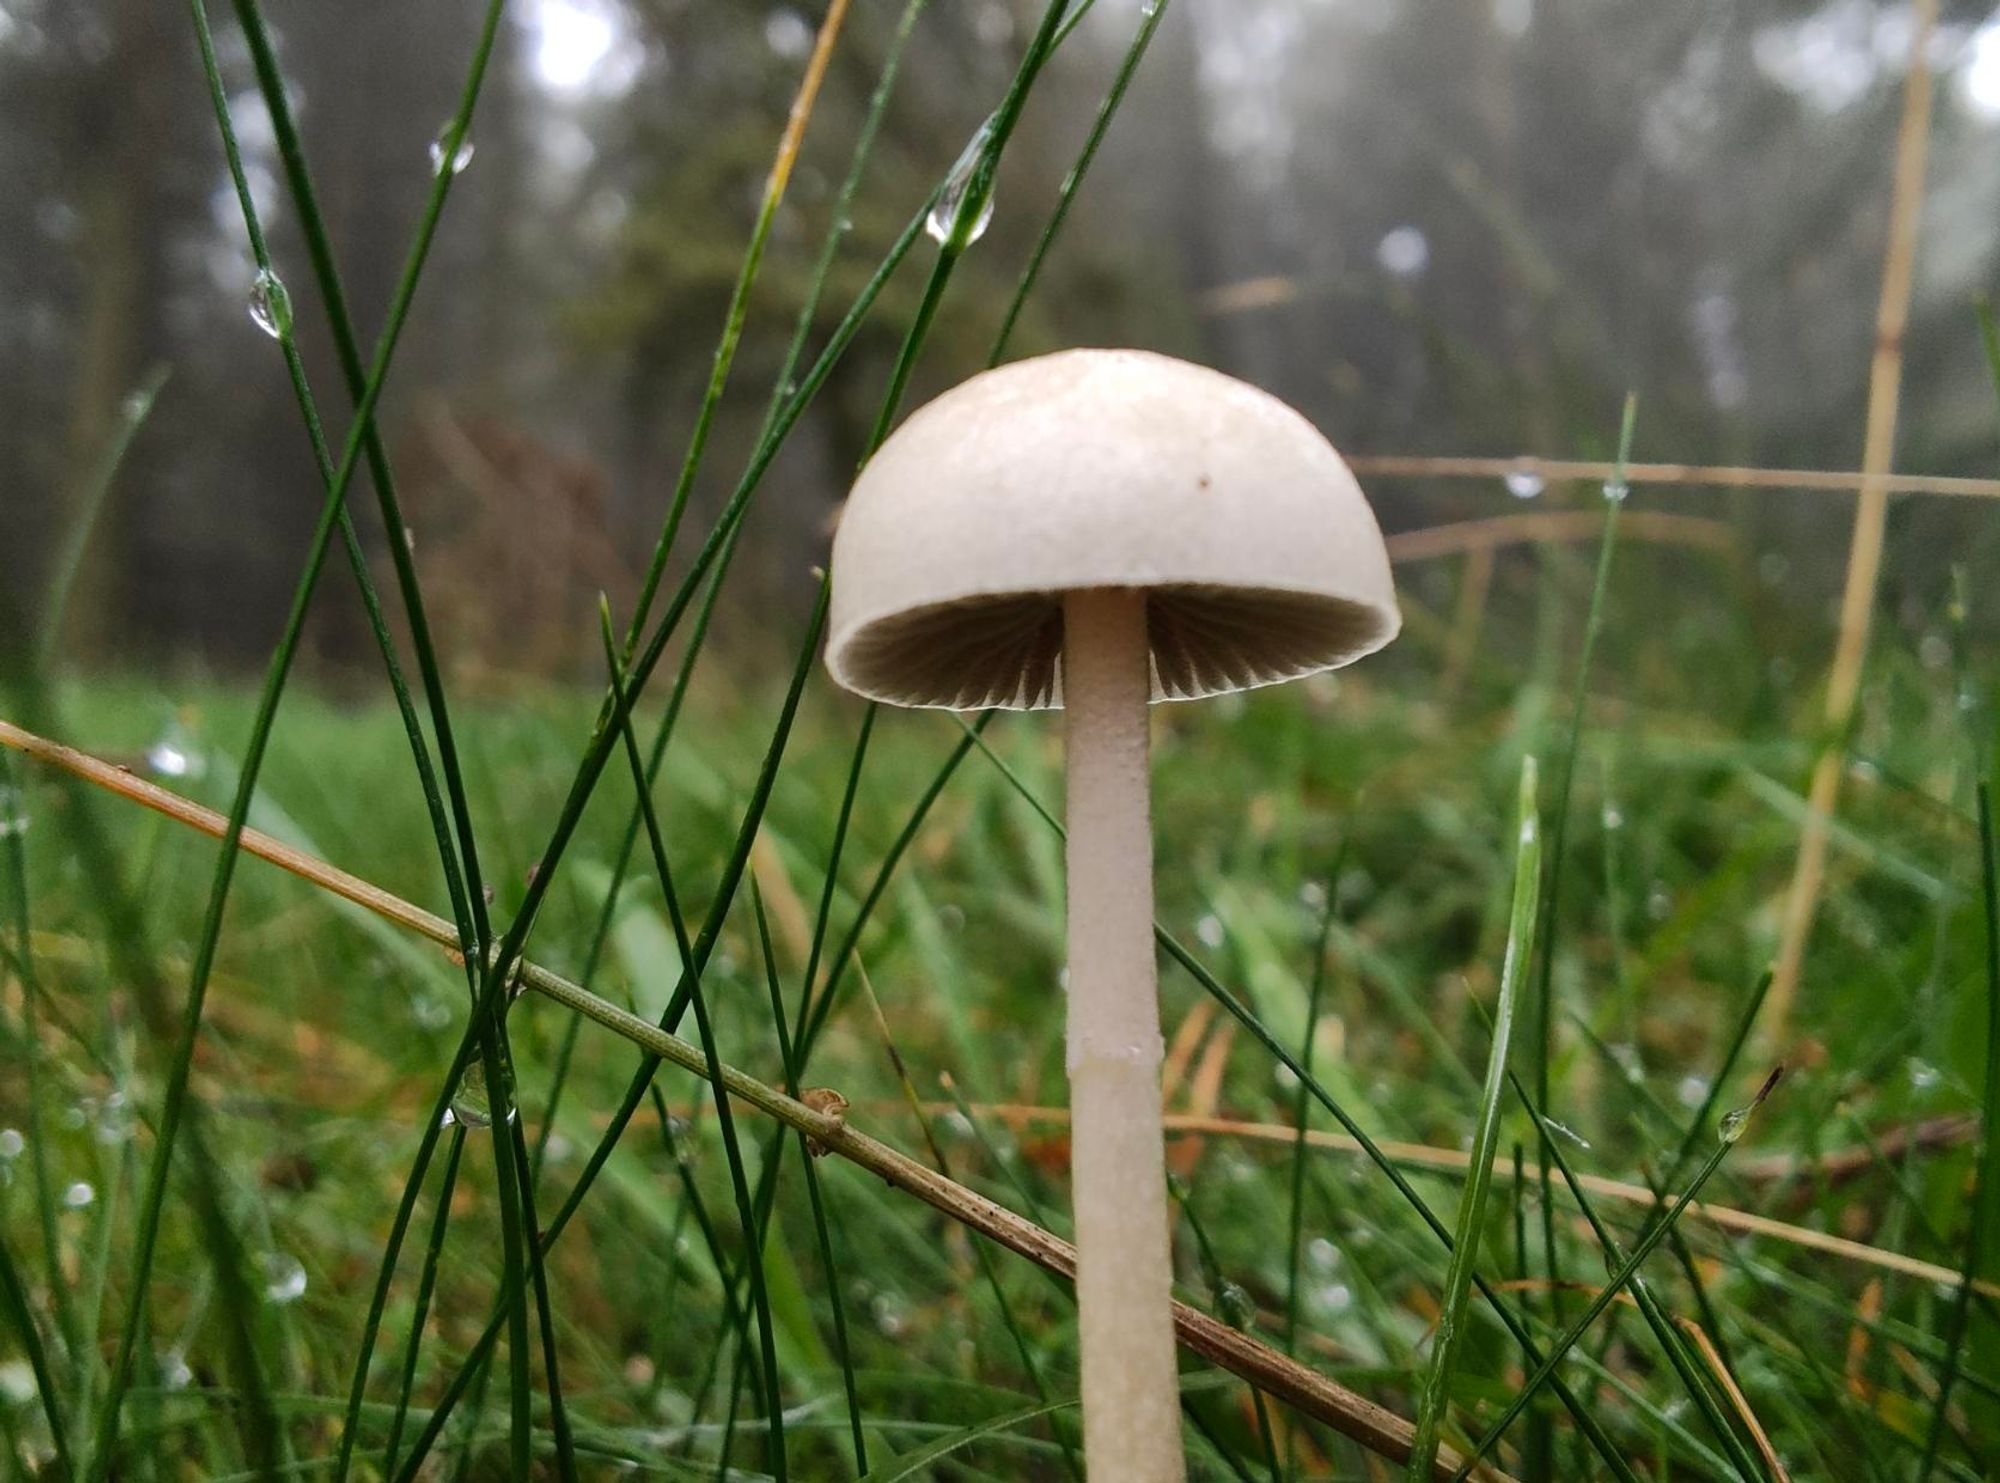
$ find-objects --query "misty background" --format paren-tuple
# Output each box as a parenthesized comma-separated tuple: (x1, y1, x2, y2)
(6, 0, 2000, 683)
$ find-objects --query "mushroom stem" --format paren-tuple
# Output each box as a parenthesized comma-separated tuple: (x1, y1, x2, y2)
(1063, 586, 1187, 1482)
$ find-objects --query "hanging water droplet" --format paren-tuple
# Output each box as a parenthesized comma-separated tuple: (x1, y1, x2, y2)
(1602, 476, 1629, 503)
(95, 1091, 133, 1146)
(159, 1349, 193, 1391)
(1539, 1114, 1592, 1150)
(1717, 1105, 1751, 1144)
(1504, 462, 1545, 500)
(0, 784, 29, 840)
(261, 1250, 307, 1304)
(429, 123, 475, 176)
(0, 1129, 21, 1159)
(450, 1061, 494, 1129)
(926, 128, 996, 247)
(63, 1181, 95, 1209)
(871, 1293, 908, 1338)
(1218, 1281, 1256, 1329)
(248, 268, 293, 340)
(1313, 1282, 1353, 1316)
(1676, 1074, 1709, 1109)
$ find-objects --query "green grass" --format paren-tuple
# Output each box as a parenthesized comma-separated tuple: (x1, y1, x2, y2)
(6, 0, 2000, 1476)
(4, 582, 1995, 1479)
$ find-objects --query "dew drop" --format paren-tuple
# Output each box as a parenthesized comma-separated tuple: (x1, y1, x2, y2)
(1717, 1106, 1751, 1145)
(63, 1181, 95, 1209)
(1195, 913, 1225, 949)
(1602, 477, 1629, 503)
(1218, 1281, 1256, 1329)
(1676, 1074, 1709, 1109)
(1601, 804, 1624, 831)
(871, 1293, 908, 1338)
(0, 1129, 21, 1159)
(1313, 1282, 1353, 1316)
(926, 127, 996, 247)
(1504, 462, 1545, 500)
(1375, 225, 1430, 279)
(0, 785, 29, 840)
(450, 1062, 495, 1130)
(763, 7, 812, 60)
(261, 1250, 307, 1304)
(1307, 1236, 1341, 1272)
(95, 1091, 133, 1146)
(429, 123, 475, 176)
(1539, 1114, 1592, 1151)
(159, 1349, 193, 1391)
(1907, 1058, 1941, 1091)
(147, 731, 202, 780)
(248, 268, 293, 340)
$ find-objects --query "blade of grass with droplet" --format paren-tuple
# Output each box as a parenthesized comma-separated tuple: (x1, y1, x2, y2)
(36, 364, 168, 671)
(104, 2, 520, 1471)
(1449, 1069, 1784, 1481)
(386, 580, 835, 1481)
(599, 606, 787, 1480)
(1172, 1173, 1284, 1483)
(752, 882, 869, 1476)
(1, 754, 82, 1415)
(1527, 1094, 1764, 1480)
(381, 1123, 467, 1476)
(0, 1228, 73, 1480)
(1287, 862, 1342, 1361)
(990, 0, 1170, 362)
(1408, 757, 1540, 1479)
(1526, 394, 1637, 1468)
(957, 716, 1641, 1479)
(1918, 781, 2000, 1481)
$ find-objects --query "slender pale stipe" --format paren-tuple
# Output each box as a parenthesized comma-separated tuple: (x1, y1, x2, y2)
(1063, 588, 1185, 1482)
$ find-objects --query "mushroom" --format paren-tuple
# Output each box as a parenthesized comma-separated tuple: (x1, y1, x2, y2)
(824, 348, 1399, 1480)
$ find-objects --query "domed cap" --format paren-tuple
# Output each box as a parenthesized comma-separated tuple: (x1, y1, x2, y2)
(824, 348, 1400, 710)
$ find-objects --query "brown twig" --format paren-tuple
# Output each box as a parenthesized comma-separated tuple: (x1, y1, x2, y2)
(1768, 0, 1940, 1038)
(1384, 510, 1736, 563)
(0, 716, 1506, 1483)
(902, 1101, 2000, 1301)
(1347, 454, 2000, 502)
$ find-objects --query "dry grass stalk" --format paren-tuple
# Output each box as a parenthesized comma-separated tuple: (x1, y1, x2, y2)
(1768, 0, 1940, 1038)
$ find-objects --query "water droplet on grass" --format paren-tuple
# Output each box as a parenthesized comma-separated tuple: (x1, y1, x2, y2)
(1676, 1074, 1709, 1108)
(1539, 1115, 1592, 1150)
(249, 268, 292, 340)
(261, 1251, 307, 1303)
(1907, 1058, 1941, 1090)
(1602, 477, 1629, 503)
(159, 1349, 193, 1390)
(1308, 1236, 1340, 1272)
(429, 124, 474, 176)
(926, 127, 996, 247)
(0, 1129, 21, 1159)
(1195, 914, 1225, 949)
(63, 1181, 95, 1209)
(1717, 1106, 1751, 1144)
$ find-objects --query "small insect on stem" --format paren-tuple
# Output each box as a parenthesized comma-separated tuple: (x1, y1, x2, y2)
(801, 1087, 849, 1157)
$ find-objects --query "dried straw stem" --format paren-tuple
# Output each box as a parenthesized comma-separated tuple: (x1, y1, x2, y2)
(1768, 0, 1939, 1039)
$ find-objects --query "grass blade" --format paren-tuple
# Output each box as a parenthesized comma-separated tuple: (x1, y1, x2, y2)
(1408, 756, 1541, 1478)
(1448, 1067, 1784, 1481)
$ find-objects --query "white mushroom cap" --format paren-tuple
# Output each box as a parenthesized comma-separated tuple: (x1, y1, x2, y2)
(825, 348, 1401, 710)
